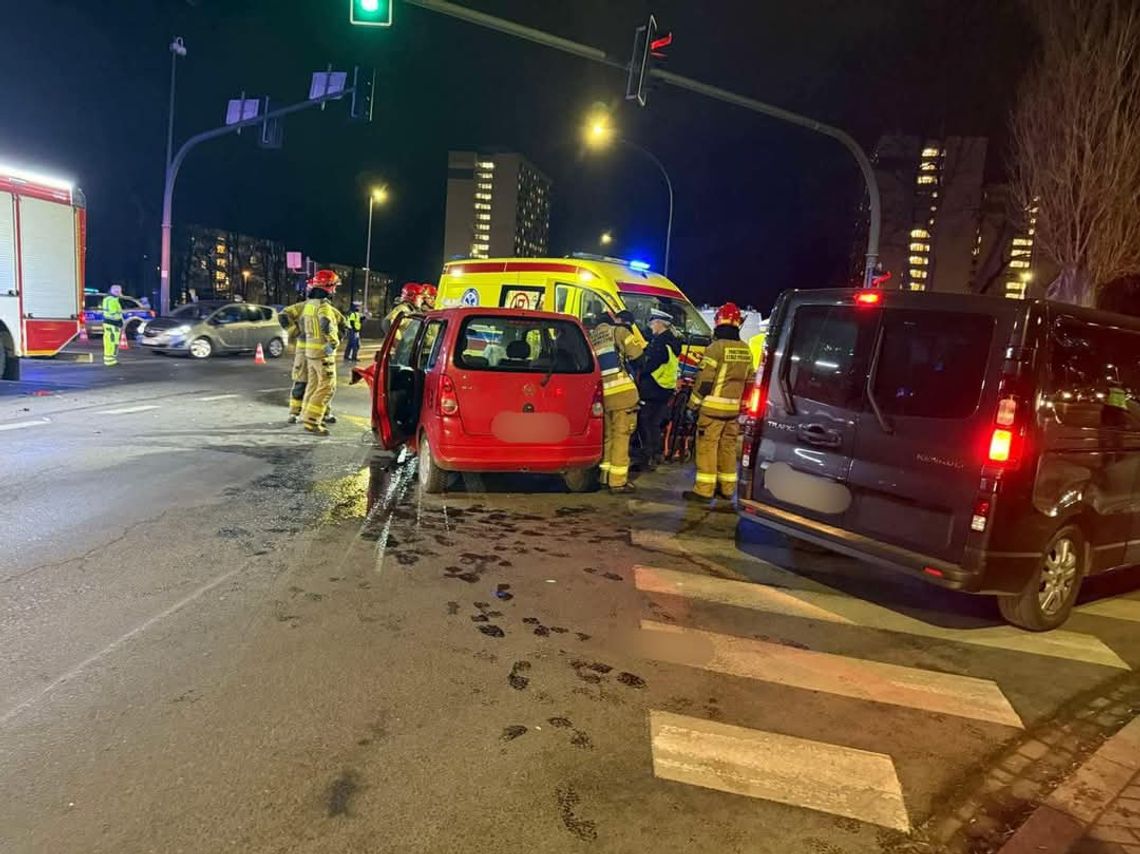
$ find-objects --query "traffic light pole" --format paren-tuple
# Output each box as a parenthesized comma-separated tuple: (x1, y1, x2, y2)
(403, 0, 880, 288)
(159, 87, 352, 315)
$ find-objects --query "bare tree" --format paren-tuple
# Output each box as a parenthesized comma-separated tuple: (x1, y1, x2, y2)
(1010, 0, 1140, 306)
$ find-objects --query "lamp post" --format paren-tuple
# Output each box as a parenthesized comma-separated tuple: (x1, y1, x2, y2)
(600, 230, 613, 247)
(585, 114, 674, 277)
(363, 185, 389, 316)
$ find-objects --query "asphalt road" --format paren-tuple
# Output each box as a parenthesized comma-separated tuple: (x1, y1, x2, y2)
(2, 343, 1139, 853)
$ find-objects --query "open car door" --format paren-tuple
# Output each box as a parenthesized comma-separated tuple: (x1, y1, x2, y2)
(356, 314, 424, 449)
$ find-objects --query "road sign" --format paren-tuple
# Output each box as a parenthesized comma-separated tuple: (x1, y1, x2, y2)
(309, 71, 347, 101)
(225, 99, 260, 125)
(287, 251, 303, 270)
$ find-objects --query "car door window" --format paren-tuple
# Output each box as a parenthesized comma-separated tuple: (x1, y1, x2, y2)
(417, 321, 446, 370)
(213, 305, 244, 325)
(1050, 318, 1140, 430)
(786, 305, 876, 409)
(391, 318, 423, 368)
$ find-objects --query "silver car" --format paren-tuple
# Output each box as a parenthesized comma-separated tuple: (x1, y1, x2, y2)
(139, 301, 287, 359)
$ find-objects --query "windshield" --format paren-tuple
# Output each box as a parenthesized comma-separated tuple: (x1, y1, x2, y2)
(456, 316, 594, 374)
(171, 304, 217, 320)
(619, 292, 712, 343)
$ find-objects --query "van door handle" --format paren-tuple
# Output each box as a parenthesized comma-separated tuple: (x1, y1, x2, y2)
(796, 423, 842, 448)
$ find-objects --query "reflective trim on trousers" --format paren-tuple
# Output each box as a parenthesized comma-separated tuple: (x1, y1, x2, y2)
(718, 473, 738, 483)
(695, 472, 717, 484)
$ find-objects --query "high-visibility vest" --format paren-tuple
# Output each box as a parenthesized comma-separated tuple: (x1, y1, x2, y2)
(651, 346, 679, 389)
(690, 336, 753, 418)
(102, 295, 123, 325)
(748, 332, 766, 371)
(347, 311, 362, 332)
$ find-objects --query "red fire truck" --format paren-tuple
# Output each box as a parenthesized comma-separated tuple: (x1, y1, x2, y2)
(0, 162, 85, 380)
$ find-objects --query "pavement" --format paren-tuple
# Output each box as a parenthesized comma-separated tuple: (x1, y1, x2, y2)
(1, 342, 1139, 853)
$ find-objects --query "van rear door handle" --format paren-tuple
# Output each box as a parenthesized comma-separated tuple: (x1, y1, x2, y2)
(796, 423, 842, 448)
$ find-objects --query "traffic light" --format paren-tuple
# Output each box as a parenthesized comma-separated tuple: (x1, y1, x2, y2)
(350, 0, 392, 27)
(350, 67, 376, 122)
(626, 15, 671, 107)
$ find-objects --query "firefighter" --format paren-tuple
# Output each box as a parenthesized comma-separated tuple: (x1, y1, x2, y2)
(417, 284, 437, 310)
(344, 301, 363, 363)
(299, 269, 342, 436)
(683, 302, 753, 503)
(588, 311, 645, 493)
(635, 308, 682, 471)
(380, 283, 421, 336)
(280, 293, 340, 425)
(101, 285, 125, 366)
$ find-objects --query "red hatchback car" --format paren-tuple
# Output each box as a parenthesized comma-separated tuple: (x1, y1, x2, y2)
(357, 308, 604, 493)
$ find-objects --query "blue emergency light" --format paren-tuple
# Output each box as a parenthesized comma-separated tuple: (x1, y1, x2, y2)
(629, 260, 651, 272)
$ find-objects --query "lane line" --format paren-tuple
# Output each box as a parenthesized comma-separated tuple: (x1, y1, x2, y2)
(1077, 598, 1140, 624)
(640, 620, 1024, 729)
(0, 418, 51, 432)
(650, 710, 911, 832)
(0, 566, 244, 727)
(257, 387, 283, 393)
(196, 393, 239, 402)
(635, 565, 1129, 670)
(97, 404, 161, 416)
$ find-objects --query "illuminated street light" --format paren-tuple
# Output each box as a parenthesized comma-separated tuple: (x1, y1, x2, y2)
(583, 110, 673, 276)
(600, 231, 613, 246)
(364, 184, 390, 313)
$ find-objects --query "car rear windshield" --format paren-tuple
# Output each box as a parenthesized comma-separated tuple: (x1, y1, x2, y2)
(872, 310, 994, 419)
(455, 316, 593, 374)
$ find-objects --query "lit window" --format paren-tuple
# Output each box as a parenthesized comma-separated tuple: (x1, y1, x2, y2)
(215, 272, 227, 281)
(909, 255, 928, 266)
(909, 242, 930, 252)
(921, 147, 942, 158)
(910, 228, 930, 239)
(1012, 238, 1033, 246)
(917, 175, 937, 185)
(1009, 260, 1030, 269)
(477, 161, 495, 169)
(920, 162, 938, 172)
(911, 269, 928, 279)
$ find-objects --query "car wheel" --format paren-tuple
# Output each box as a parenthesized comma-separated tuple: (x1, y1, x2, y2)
(417, 433, 448, 494)
(563, 467, 598, 493)
(266, 337, 285, 358)
(189, 337, 213, 360)
(998, 526, 1086, 631)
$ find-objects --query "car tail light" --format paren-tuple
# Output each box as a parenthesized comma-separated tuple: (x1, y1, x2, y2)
(439, 375, 459, 416)
(923, 566, 944, 578)
(591, 381, 604, 418)
(971, 497, 991, 532)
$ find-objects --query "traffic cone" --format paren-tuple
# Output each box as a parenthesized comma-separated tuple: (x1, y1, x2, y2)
(78, 324, 88, 343)
(118, 329, 129, 350)
(254, 343, 267, 365)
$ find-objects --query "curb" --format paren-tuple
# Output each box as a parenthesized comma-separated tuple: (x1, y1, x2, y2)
(999, 714, 1140, 853)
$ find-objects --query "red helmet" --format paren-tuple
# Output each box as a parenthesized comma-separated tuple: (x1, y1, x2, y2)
(307, 269, 341, 291)
(715, 302, 744, 327)
(417, 284, 437, 308)
(400, 283, 422, 304)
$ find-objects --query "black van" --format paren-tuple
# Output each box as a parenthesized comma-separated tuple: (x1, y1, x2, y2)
(737, 288, 1140, 631)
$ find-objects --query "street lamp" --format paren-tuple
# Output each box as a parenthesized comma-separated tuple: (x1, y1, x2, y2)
(159, 36, 187, 314)
(241, 268, 251, 296)
(363, 185, 389, 316)
(600, 231, 613, 247)
(584, 111, 674, 277)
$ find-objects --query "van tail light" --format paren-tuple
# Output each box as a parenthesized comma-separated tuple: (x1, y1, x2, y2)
(591, 381, 604, 418)
(986, 393, 1025, 468)
(988, 428, 1013, 463)
(745, 383, 766, 418)
(438, 375, 459, 416)
(971, 497, 992, 532)
(995, 397, 1017, 427)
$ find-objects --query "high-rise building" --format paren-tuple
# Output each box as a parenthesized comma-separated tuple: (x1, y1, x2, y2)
(442, 151, 552, 261)
(174, 225, 288, 305)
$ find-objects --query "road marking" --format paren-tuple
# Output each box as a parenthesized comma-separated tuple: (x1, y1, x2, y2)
(257, 387, 283, 393)
(1077, 598, 1140, 624)
(640, 620, 1024, 729)
(635, 565, 1129, 670)
(0, 565, 244, 727)
(650, 710, 910, 832)
(197, 393, 239, 402)
(0, 417, 51, 432)
(97, 404, 160, 415)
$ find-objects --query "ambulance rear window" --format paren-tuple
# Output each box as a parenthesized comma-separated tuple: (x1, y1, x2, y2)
(455, 316, 593, 374)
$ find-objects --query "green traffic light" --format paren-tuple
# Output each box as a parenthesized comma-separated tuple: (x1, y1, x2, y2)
(350, 0, 392, 27)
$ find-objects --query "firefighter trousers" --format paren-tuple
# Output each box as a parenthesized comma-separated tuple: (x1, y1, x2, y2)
(301, 355, 337, 427)
(601, 407, 638, 488)
(693, 413, 740, 498)
(103, 323, 122, 366)
(289, 349, 307, 416)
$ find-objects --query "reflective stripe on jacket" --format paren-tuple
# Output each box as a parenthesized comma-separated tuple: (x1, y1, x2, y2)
(589, 322, 644, 410)
(102, 296, 123, 324)
(689, 335, 753, 418)
(300, 298, 342, 356)
(347, 311, 362, 332)
(380, 301, 413, 336)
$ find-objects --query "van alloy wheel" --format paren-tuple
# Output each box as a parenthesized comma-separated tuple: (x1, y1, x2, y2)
(1039, 536, 1079, 616)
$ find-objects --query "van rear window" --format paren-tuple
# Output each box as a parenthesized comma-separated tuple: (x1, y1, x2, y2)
(455, 316, 593, 374)
(873, 310, 994, 419)
(787, 305, 877, 408)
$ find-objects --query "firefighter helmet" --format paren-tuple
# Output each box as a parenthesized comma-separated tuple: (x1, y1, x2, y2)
(400, 283, 422, 304)
(714, 302, 744, 327)
(307, 269, 341, 291)
(417, 284, 437, 309)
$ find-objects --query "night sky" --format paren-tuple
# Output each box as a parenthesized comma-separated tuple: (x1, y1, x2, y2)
(0, 0, 1033, 309)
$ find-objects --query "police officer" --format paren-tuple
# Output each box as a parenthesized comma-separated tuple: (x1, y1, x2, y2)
(635, 308, 682, 471)
(684, 302, 753, 503)
(101, 285, 125, 366)
(299, 269, 343, 436)
(589, 311, 645, 493)
(380, 283, 421, 336)
(344, 302, 363, 363)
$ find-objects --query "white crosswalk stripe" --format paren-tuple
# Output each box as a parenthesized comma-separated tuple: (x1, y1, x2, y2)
(196, 394, 239, 402)
(641, 620, 1024, 729)
(635, 565, 1130, 670)
(650, 710, 911, 832)
(0, 418, 51, 432)
(97, 404, 160, 415)
(1076, 598, 1140, 623)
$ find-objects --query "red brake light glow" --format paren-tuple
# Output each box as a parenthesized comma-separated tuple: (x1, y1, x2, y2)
(746, 385, 765, 417)
(854, 291, 882, 306)
(988, 428, 1012, 463)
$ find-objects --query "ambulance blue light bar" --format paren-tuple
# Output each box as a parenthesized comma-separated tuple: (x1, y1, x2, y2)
(629, 260, 651, 272)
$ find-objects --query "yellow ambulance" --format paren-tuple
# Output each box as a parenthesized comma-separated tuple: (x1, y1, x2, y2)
(437, 254, 712, 371)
